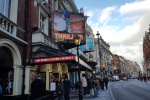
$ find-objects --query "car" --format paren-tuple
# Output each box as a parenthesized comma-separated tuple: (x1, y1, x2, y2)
(113, 75, 120, 81)
(123, 77, 128, 81)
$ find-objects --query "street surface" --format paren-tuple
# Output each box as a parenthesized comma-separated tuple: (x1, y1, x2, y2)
(110, 79, 150, 100)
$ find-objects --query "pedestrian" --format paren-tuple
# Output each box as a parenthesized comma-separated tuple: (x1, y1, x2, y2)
(143, 75, 147, 83)
(104, 76, 109, 90)
(81, 76, 87, 95)
(31, 74, 45, 100)
(94, 78, 99, 97)
(63, 76, 70, 100)
(86, 77, 90, 94)
(99, 77, 104, 90)
(57, 78, 64, 100)
(88, 77, 94, 98)
(0, 80, 2, 100)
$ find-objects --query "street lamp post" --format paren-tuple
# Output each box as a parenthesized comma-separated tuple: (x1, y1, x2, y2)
(73, 35, 83, 100)
(96, 31, 101, 75)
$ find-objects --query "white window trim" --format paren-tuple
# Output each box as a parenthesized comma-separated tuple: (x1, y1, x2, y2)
(39, 8, 48, 35)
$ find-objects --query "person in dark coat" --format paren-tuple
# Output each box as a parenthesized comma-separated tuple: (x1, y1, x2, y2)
(0, 80, 2, 100)
(104, 76, 109, 90)
(31, 74, 45, 100)
(63, 76, 70, 100)
(143, 75, 147, 83)
(88, 77, 94, 98)
(99, 78, 104, 90)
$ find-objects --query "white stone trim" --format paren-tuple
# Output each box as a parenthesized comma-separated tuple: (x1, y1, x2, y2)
(0, 38, 22, 95)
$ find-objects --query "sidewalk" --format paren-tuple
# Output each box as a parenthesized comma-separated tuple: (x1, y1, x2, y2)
(70, 84, 113, 100)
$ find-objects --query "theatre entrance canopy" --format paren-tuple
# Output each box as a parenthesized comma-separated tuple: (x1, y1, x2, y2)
(30, 55, 92, 71)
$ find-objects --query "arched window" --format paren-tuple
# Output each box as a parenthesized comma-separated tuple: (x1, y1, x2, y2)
(0, 46, 13, 67)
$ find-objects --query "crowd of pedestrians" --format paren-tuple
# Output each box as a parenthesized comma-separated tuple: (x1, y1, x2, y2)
(30, 73, 110, 100)
(138, 75, 150, 83)
(80, 75, 109, 98)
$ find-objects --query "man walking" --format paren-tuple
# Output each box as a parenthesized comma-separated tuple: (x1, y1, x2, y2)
(104, 76, 109, 90)
(31, 74, 45, 100)
(143, 75, 148, 83)
(63, 76, 70, 100)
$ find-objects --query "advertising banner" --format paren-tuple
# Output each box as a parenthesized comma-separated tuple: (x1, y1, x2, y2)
(53, 10, 87, 41)
(80, 37, 94, 51)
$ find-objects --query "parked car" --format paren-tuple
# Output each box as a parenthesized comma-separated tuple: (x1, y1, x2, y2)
(131, 76, 136, 79)
(113, 75, 120, 81)
(123, 77, 128, 81)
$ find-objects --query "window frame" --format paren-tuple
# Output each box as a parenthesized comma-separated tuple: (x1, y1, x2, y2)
(0, 0, 11, 18)
(39, 8, 48, 35)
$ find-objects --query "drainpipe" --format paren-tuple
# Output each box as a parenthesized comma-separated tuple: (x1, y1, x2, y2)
(21, 0, 28, 99)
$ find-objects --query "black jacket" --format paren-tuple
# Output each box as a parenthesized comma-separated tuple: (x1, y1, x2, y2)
(31, 79, 45, 99)
(64, 80, 70, 91)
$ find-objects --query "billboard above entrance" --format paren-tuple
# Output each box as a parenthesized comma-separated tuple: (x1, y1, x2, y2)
(53, 10, 87, 41)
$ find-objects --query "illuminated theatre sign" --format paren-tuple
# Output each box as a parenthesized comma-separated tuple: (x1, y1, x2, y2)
(53, 10, 87, 41)
(32, 55, 75, 64)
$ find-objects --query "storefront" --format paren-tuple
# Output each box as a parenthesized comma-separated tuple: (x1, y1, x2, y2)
(30, 55, 92, 90)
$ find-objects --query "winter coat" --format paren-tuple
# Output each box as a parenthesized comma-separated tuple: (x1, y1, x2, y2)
(81, 77, 87, 87)
(31, 79, 45, 99)
(64, 80, 70, 91)
(88, 79, 94, 89)
(57, 82, 64, 96)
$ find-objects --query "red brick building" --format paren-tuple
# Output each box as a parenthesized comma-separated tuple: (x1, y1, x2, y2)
(143, 25, 150, 74)
(112, 54, 121, 75)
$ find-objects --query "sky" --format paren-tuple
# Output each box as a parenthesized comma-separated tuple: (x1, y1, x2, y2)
(75, 0, 150, 69)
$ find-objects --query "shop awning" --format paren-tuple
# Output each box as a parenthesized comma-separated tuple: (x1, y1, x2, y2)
(30, 55, 92, 70)
(86, 61, 97, 68)
(75, 56, 92, 70)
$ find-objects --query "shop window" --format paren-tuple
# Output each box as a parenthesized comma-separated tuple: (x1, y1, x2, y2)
(0, 0, 11, 18)
(4, 70, 14, 95)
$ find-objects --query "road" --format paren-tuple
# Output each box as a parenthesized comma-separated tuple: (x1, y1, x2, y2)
(110, 79, 150, 100)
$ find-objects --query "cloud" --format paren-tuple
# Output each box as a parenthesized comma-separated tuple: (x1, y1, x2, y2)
(98, 6, 117, 24)
(85, 0, 150, 68)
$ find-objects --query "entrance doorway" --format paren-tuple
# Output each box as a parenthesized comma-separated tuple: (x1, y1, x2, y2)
(0, 47, 14, 95)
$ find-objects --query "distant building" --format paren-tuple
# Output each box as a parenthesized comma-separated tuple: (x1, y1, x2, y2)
(143, 25, 150, 75)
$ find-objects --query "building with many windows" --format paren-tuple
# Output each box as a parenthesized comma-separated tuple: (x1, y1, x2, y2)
(143, 25, 150, 75)
(0, 0, 28, 99)
(0, 0, 92, 99)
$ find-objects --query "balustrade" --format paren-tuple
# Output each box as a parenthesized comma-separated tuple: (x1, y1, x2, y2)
(0, 13, 16, 35)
